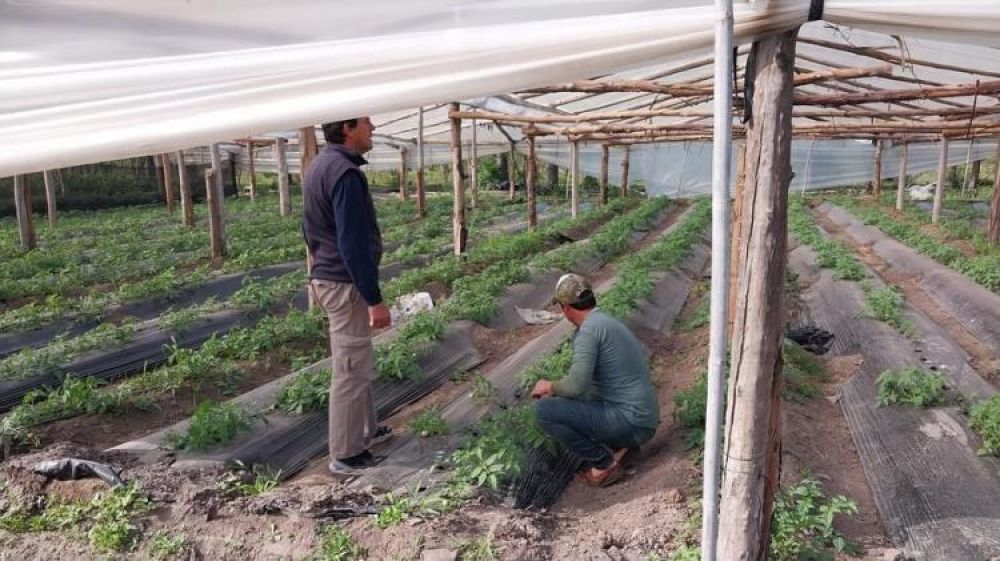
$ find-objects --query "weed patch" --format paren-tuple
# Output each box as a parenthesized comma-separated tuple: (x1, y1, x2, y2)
(782, 340, 827, 403)
(969, 395, 1000, 456)
(875, 367, 947, 407)
(769, 478, 859, 561)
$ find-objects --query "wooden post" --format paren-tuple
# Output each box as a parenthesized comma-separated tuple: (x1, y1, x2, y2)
(416, 107, 427, 218)
(176, 151, 195, 227)
(718, 30, 798, 561)
(209, 144, 228, 255)
(989, 143, 1000, 244)
(728, 142, 748, 327)
(896, 141, 908, 211)
(527, 136, 538, 228)
(599, 144, 610, 205)
(932, 136, 949, 224)
(967, 159, 982, 196)
(13, 175, 36, 250)
(247, 143, 257, 202)
(154, 155, 165, 199)
(570, 141, 580, 218)
(620, 146, 631, 197)
(299, 126, 318, 206)
(396, 147, 408, 201)
(470, 112, 478, 209)
(204, 169, 227, 261)
(43, 170, 57, 228)
(449, 102, 467, 255)
(161, 153, 176, 214)
(873, 140, 884, 202)
(508, 142, 517, 201)
(275, 138, 291, 217)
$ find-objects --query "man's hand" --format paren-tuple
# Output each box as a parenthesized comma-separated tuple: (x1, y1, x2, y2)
(531, 379, 554, 399)
(369, 302, 391, 329)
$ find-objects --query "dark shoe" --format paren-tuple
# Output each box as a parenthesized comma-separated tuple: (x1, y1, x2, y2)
(369, 425, 393, 446)
(329, 450, 383, 476)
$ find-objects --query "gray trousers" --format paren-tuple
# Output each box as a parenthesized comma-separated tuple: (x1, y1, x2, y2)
(311, 279, 378, 459)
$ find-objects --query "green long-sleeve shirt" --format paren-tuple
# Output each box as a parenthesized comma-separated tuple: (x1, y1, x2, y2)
(551, 309, 660, 429)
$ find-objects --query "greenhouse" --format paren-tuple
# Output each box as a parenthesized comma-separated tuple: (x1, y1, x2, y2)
(1, 1, 999, 560)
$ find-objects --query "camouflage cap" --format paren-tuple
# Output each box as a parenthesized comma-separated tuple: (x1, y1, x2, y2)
(554, 273, 593, 306)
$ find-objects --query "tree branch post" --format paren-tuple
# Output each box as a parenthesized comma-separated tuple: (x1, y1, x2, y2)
(932, 136, 949, 224)
(718, 29, 798, 561)
(599, 144, 609, 205)
(527, 135, 538, 228)
(275, 138, 291, 217)
(43, 170, 57, 228)
(13, 175, 36, 250)
(896, 141, 908, 211)
(449, 102, 467, 254)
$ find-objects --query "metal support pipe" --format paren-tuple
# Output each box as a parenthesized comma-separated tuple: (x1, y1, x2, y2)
(570, 141, 580, 218)
(702, 0, 734, 559)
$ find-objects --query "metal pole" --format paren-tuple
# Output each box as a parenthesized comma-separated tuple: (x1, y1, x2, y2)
(570, 141, 579, 218)
(702, 0, 733, 559)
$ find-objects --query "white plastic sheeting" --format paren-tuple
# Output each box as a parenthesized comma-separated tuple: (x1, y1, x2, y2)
(3, 1, 1000, 177)
(533, 139, 1000, 197)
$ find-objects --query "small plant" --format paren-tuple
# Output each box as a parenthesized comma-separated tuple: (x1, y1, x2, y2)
(670, 545, 702, 561)
(148, 530, 188, 559)
(169, 401, 253, 451)
(674, 374, 707, 450)
(374, 493, 411, 528)
(315, 524, 366, 561)
(218, 462, 281, 496)
(275, 368, 331, 414)
(782, 340, 828, 403)
(862, 284, 914, 335)
(410, 406, 449, 437)
(875, 367, 947, 407)
(88, 483, 155, 552)
(457, 529, 499, 561)
(677, 299, 710, 331)
(969, 394, 1000, 456)
(769, 478, 858, 561)
(470, 374, 496, 405)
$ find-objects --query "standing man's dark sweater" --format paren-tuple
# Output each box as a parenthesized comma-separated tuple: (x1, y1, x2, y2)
(303, 144, 384, 306)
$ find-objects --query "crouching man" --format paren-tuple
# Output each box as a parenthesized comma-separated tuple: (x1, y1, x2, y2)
(531, 273, 660, 487)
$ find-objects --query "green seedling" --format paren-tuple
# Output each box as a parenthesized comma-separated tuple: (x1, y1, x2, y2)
(169, 401, 253, 451)
(410, 406, 449, 437)
(769, 478, 859, 561)
(970, 394, 1000, 456)
(876, 367, 947, 407)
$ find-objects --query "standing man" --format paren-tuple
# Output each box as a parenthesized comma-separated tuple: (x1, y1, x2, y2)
(303, 117, 393, 475)
(531, 273, 660, 487)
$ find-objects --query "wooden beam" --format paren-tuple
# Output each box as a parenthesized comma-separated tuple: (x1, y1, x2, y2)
(162, 153, 176, 214)
(794, 80, 1000, 106)
(527, 136, 537, 228)
(416, 107, 427, 218)
(43, 170, 56, 228)
(204, 168, 226, 261)
(275, 139, 291, 217)
(718, 30, 797, 561)
(246, 143, 257, 202)
(176, 151, 195, 227)
(449, 102, 467, 255)
(470, 111, 478, 209)
(298, 126, 318, 189)
(990, 142, 1000, 244)
(13, 175, 36, 250)
(398, 147, 408, 201)
(520, 65, 891, 97)
(599, 144, 609, 205)
(873, 140, 884, 200)
(933, 137, 949, 224)
(570, 141, 579, 217)
(508, 142, 517, 201)
(209, 144, 228, 257)
(896, 141, 908, 211)
(799, 37, 1000, 80)
(620, 146, 630, 197)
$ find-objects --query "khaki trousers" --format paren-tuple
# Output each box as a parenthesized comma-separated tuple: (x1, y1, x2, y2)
(310, 279, 377, 459)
